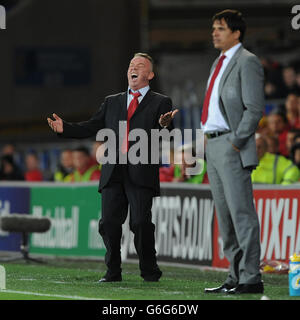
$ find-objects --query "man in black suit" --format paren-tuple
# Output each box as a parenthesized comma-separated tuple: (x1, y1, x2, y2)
(47, 53, 177, 282)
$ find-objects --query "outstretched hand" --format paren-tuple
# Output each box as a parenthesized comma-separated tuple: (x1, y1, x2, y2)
(47, 113, 64, 133)
(159, 109, 179, 128)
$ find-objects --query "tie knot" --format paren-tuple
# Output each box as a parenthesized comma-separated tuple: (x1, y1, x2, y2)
(219, 55, 226, 62)
(130, 91, 141, 99)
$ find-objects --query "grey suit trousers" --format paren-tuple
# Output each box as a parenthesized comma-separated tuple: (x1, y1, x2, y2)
(206, 133, 261, 285)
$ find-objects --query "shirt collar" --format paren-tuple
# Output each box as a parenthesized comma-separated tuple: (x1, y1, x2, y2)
(221, 42, 242, 61)
(128, 85, 150, 98)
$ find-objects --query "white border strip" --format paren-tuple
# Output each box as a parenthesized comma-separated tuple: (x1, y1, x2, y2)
(0, 181, 98, 188)
(0, 289, 103, 300)
(1, 181, 300, 190)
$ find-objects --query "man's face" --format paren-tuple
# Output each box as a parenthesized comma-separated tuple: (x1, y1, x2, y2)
(267, 114, 286, 134)
(295, 149, 300, 164)
(3, 161, 13, 174)
(265, 136, 278, 154)
(127, 56, 154, 91)
(26, 154, 39, 171)
(72, 151, 89, 171)
(285, 94, 298, 114)
(287, 132, 296, 152)
(256, 137, 267, 160)
(61, 151, 73, 169)
(282, 67, 296, 87)
(212, 18, 240, 52)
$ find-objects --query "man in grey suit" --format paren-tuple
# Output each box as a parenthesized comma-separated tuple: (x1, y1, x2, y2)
(202, 10, 264, 294)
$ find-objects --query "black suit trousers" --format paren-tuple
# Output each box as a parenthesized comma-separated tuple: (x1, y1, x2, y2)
(98, 164, 161, 279)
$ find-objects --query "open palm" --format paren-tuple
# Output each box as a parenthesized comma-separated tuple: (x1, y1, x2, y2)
(47, 113, 63, 133)
(159, 109, 179, 128)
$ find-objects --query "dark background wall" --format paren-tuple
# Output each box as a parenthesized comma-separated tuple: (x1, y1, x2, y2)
(0, 0, 141, 142)
(0, 0, 299, 143)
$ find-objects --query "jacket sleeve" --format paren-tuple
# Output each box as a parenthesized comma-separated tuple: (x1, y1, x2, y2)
(59, 100, 107, 139)
(228, 55, 265, 149)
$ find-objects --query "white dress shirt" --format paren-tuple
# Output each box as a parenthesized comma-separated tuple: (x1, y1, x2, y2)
(202, 42, 242, 133)
(127, 85, 150, 109)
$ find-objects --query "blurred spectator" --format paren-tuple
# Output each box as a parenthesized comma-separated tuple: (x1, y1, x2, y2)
(257, 114, 268, 133)
(285, 93, 300, 129)
(293, 133, 300, 145)
(159, 146, 175, 182)
(264, 82, 279, 99)
(90, 141, 105, 168)
(69, 146, 100, 182)
(0, 155, 24, 181)
(298, 94, 300, 123)
(252, 134, 300, 185)
(159, 166, 175, 182)
(261, 57, 285, 99)
(296, 70, 300, 92)
(1, 143, 16, 156)
(25, 152, 43, 181)
(290, 143, 300, 171)
(282, 66, 300, 96)
(266, 110, 290, 157)
(54, 149, 74, 182)
(265, 135, 279, 154)
(286, 129, 300, 157)
(172, 145, 208, 184)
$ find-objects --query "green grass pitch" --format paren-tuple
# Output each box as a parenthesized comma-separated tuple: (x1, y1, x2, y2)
(0, 258, 299, 300)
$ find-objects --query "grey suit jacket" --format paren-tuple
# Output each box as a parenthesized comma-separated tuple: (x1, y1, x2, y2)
(208, 45, 265, 169)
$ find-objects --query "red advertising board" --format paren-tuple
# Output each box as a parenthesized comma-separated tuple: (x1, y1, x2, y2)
(212, 187, 300, 268)
(1, 182, 298, 270)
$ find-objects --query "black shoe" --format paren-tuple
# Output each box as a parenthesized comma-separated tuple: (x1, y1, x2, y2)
(227, 281, 264, 294)
(143, 270, 162, 282)
(204, 283, 236, 294)
(98, 275, 122, 283)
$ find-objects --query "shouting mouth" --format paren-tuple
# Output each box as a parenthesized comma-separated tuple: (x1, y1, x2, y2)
(131, 73, 138, 80)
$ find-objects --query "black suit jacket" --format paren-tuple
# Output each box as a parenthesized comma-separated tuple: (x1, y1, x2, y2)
(59, 89, 173, 195)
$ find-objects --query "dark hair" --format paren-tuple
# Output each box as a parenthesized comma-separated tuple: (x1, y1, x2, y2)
(288, 128, 300, 135)
(73, 146, 90, 156)
(212, 9, 246, 42)
(1, 155, 15, 166)
(290, 142, 300, 161)
(268, 108, 288, 123)
(26, 151, 39, 159)
(293, 133, 300, 144)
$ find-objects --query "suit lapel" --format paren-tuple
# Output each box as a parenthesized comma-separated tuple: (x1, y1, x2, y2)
(210, 58, 219, 76)
(118, 91, 128, 121)
(218, 45, 243, 96)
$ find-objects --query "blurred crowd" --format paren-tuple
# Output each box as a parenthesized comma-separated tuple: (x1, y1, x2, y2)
(0, 142, 102, 183)
(0, 58, 300, 186)
(262, 59, 300, 99)
(159, 95, 300, 185)
(159, 58, 300, 186)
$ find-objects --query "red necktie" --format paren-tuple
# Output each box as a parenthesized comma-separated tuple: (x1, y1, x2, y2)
(201, 54, 226, 125)
(121, 91, 141, 154)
